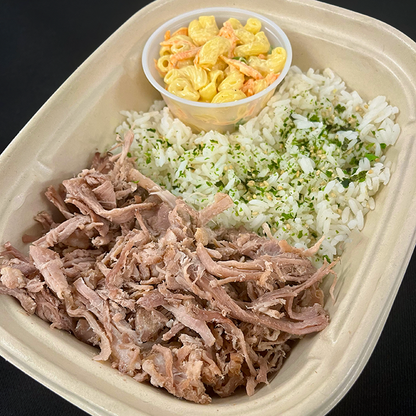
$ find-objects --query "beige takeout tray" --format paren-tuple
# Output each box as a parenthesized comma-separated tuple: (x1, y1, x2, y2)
(1, 0, 416, 415)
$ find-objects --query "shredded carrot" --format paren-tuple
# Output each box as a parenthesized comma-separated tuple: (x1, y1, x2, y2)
(171, 47, 201, 68)
(172, 27, 188, 37)
(154, 59, 166, 77)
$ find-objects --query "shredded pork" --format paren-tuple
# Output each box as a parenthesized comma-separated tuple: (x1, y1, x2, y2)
(0, 132, 335, 404)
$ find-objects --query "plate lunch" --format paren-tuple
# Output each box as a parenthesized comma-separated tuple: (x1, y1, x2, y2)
(0, 1, 416, 415)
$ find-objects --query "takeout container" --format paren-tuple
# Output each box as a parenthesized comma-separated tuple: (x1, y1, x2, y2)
(0, 0, 416, 415)
(142, 7, 292, 133)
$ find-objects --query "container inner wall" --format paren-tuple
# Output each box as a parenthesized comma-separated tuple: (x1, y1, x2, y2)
(0, 1, 415, 416)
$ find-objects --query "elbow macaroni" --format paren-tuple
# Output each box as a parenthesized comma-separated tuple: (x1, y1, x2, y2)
(179, 65, 209, 90)
(197, 36, 231, 69)
(253, 79, 268, 94)
(188, 16, 219, 46)
(156, 15, 287, 103)
(218, 70, 245, 91)
(267, 47, 287, 73)
(164, 69, 182, 85)
(167, 77, 200, 101)
(234, 32, 270, 57)
(244, 18, 262, 35)
(175, 58, 195, 69)
(159, 46, 171, 57)
(209, 69, 225, 85)
(157, 55, 171, 74)
(226, 18, 243, 30)
(248, 47, 287, 76)
(199, 81, 218, 102)
(211, 89, 247, 103)
(235, 28, 255, 45)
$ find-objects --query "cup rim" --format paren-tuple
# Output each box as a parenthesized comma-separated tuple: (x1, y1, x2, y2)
(142, 7, 293, 109)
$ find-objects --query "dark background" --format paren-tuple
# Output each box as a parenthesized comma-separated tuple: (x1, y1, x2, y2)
(0, 0, 415, 415)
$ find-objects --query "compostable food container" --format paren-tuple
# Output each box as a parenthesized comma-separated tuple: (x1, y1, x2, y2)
(0, 0, 415, 415)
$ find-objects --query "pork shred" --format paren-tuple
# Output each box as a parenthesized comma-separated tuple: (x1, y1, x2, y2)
(0, 131, 335, 404)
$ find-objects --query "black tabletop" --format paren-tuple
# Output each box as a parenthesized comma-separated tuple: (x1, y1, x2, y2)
(1, 1, 415, 415)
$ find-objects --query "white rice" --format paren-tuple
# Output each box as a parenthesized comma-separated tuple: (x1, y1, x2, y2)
(115, 66, 400, 264)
